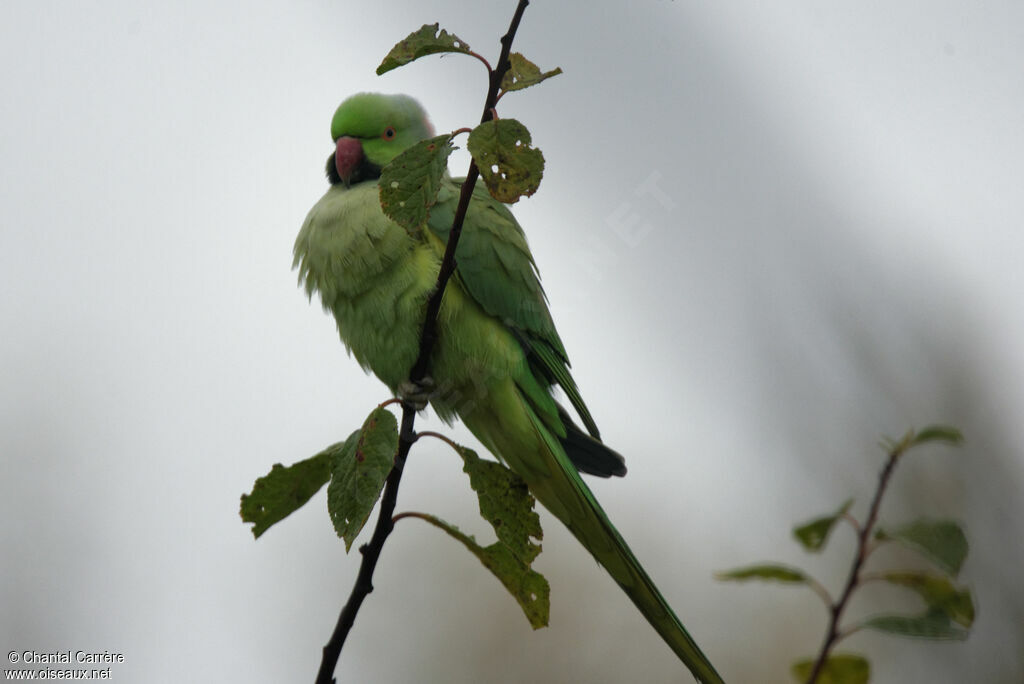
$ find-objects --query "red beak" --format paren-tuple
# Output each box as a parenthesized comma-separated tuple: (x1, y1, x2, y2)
(335, 136, 363, 186)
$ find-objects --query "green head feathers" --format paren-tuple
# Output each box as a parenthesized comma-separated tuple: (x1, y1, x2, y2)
(330, 93, 434, 168)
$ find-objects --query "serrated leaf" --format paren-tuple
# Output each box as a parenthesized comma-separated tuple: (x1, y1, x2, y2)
(875, 519, 968, 577)
(240, 451, 333, 538)
(861, 607, 969, 640)
(793, 498, 854, 551)
(326, 408, 398, 551)
(909, 425, 964, 447)
(376, 23, 472, 75)
(467, 118, 544, 203)
(499, 52, 563, 92)
(791, 654, 870, 684)
(379, 134, 455, 235)
(716, 564, 808, 584)
(881, 571, 975, 627)
(415, 513, 550, 629)
(456, 445, 542, 563)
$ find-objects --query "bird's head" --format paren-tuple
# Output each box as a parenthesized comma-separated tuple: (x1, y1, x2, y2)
(326, 93, 434, 186)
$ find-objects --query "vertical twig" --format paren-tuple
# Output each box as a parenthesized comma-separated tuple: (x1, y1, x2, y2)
(314, 3, 530, 682)
(805, 445, 903, 683)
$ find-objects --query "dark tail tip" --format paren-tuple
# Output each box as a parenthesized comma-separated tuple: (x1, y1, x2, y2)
(557, 405, 627, 478)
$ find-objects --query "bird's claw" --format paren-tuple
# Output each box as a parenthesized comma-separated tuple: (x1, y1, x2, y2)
(398, 376, 435, 411)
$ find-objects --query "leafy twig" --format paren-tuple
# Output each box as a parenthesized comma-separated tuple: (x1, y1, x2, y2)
(313, 3, 531, 682)
(406, 4, 528, 385)
(716, 426, 967, 682)
(804, 443, 902, 683)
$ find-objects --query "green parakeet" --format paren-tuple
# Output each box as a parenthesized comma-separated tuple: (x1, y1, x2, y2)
(294, 93, 722, 684)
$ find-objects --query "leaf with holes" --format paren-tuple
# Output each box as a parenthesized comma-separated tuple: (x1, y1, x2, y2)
(240, 450, 333, 538)
(413, 513, 549, 629)
(326, 407, 398, 551)
(380, 134, 454, 235)
(377, 23, 473, 75)
(456, 445, 542, 564)
(467, 118, 544, 203)
(875, 519, 968, 577)
(500, 52, 562, 93)
(791, 654, 870, 684)
(793, 498, 854, 551)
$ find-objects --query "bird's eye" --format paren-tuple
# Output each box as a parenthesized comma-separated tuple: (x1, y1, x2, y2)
(382, 126, 396, 140)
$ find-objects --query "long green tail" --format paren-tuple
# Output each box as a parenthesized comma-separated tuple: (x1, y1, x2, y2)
(461, 383, 724, 684)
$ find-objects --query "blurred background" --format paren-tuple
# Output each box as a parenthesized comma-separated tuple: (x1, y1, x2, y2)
(2, 1, 1021, 681)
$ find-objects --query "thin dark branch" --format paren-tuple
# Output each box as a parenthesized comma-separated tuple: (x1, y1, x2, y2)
(313, 440, 410, 684)
(407, 0, 528, 384)
(805, 445, 904, 684)
(314, 3, 530, 683)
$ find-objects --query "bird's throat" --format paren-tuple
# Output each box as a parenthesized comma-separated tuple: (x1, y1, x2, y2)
(326, 151, 382, 187)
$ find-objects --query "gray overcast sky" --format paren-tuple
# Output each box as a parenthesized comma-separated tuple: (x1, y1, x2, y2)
(2, 2, 1022, 682)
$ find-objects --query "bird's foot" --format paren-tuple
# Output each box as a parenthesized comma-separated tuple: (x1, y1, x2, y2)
(398, 376, 435, 411)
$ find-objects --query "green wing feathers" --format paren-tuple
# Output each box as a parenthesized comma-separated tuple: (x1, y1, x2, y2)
(427, 182, 561, 344)
(427, 179, 602, 439)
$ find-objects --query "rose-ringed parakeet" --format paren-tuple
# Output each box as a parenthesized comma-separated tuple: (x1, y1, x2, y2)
(294, 93, 722, 684)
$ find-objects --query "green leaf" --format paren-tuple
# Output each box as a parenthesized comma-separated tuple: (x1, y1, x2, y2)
(326, 408, 398, 551)
(415, 513, 550, 629)
(793, 498, 854, 551)
(499, 53, 563, 92)
(456, 445, 543, 564)
(467, 118, 544, 203)
(909, 425, 964, 447)
(376, 23, 473, 75)
(875, 519, 968, 577)
(791, 654, 870, 684)
(860, 607, 969, 640)
(715, 564, 808, 584)
(398, 444, 548, 628)
(240, 451, 333, 538)
(379, 134, 455, 235)
(880, 571, 975, 627)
